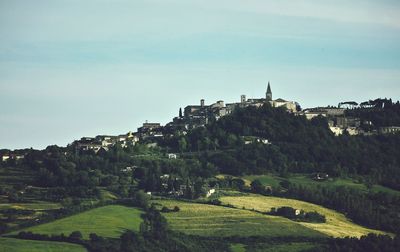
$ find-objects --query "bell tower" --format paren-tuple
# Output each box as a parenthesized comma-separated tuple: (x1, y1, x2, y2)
(266, 82, 272, 101)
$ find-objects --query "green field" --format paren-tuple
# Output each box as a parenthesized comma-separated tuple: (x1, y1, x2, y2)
(220, 194, 387, 238)
(154, 199, 325, 238)
(246, 242, 318, 252)
(0, 237, 86, 252)
(16, 205, 143, 239)
(242, 174, 400, 196)
(0, 202, 61, 211)
(230, 243, 246, 252)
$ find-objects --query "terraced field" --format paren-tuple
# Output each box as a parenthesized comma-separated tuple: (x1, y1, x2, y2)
(154, 199, 325, 238)
(0, 167, 36, 189)
(220, 194, 388, 238)
(0, 202, 61, 211)
(15, 205, 143, 239)
(0, 237, 86, 252)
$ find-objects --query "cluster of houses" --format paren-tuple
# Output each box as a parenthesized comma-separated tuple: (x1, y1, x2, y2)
(46, 83, 400, 155)
(299, 107, 400, 136)
(165, 82, 299, 131)
(0, 152, 25, 162)
(150, 174, 217, 198)
(73, 82, 298, 152)
(73, 132, 139, 153)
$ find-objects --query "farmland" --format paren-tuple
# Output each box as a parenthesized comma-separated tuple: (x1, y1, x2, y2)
(15, 205, 143, 239)
(242, 174, 400, 196)
(0, 202, 61, 211)
(244, 242, 319, 252)
(0, 167, 35, 190)
(219, 194, 387, 238)
(153, 199, 325, 238)
(0, 237, 86, 252)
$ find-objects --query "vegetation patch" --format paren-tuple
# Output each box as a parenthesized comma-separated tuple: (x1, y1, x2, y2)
(153, 199, 325, 238)
(269, 206, 326, 223)
(219, 194, 387, 238)
(243, 174, 400, 197)
(246, 241, 319, 252)
(15, 205, 143, 239)
(0, 237, 86, 252)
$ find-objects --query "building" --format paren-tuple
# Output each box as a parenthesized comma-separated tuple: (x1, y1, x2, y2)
(379, 126, 400, 134)
(73, 131, 139, 153)
(1, 153, 25, 162)
(228, 82, 298, 113)
(266, 82, 272, 101)
(172, 82, 299, 130)
(1, 154, 10, 162)
(137, 122, 163, 139)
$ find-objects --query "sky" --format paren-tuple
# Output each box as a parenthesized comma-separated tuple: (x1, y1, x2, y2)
(1, 0, 400, 150)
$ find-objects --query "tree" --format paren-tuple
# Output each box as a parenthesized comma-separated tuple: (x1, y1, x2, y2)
(142, 206, 168, 240)
(232, 178, 245, 191)
(178, 137, 187, 153)
(133, 190, 150, 209)
(120, 230, 143, 252)
(69, 231, 82, 241)
(250, 179, 264, 194)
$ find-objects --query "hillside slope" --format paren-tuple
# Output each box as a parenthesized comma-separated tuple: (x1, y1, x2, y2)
(220, 194, 388, 238)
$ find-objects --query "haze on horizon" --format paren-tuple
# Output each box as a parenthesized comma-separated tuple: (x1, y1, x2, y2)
(1, 0, 400, 150)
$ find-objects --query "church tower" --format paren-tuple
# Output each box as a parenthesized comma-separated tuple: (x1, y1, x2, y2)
(266, 82, 272, 101)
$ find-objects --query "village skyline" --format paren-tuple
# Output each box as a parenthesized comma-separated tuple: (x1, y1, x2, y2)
(1, 0, 399, 149)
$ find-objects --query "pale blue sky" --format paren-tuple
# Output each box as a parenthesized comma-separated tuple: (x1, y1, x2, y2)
(1, 0, 400, 149)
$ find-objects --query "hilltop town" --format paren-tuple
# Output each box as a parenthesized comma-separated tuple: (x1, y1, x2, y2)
(66, 83, 400, 155)
(1, 83, 400, 252)
(1, 83, 399, 161)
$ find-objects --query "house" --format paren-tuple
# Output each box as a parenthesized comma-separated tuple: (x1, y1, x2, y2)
(121, 166, 136, 173)
(137, 122, 163, 139)
(1, 153, 25, 162)
(1, 154, 10, 162)
(206, 188, 216, 198)
(312, 173, 329, 181)
(168, 153, 177, 159)
(379, 126, 400, 135)
(242, 136, 270, 145)
(270, 98, 297, 112)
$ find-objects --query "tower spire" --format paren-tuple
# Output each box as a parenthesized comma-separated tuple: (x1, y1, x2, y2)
(266, 81, 272, 101)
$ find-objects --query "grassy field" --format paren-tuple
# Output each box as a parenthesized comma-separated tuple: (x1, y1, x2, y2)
(246, 242, 319, 252)
(220, 194, 387, 238)
(0, 202, 61, 211)
(0, 201, 62, 230)
(0, 237, 86, 252)
(230, 244, 246, 252)
(153, 199, 325, 238)
(242, 174, 400, 196)
(15, 205, 143, 239)
(99, 189, 119, 201)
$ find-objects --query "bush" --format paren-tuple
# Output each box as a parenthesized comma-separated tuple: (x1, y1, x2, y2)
(305, 211, 326, 223)
(269, 206, 325, 223)
(160, 206, 170, 213)
(210, 199, 222, 205)
(160, 206, 180, 213)
(69, 231, 83, 241)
